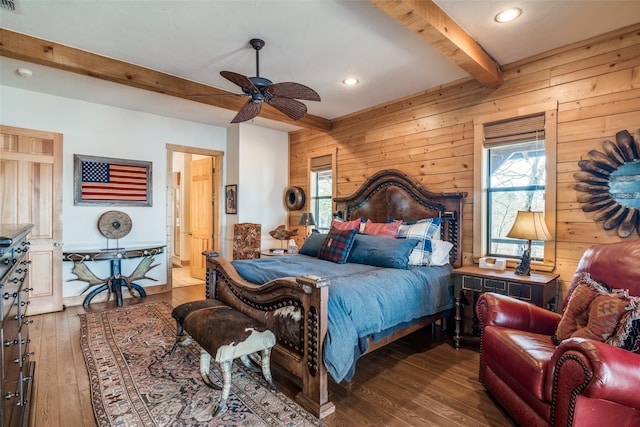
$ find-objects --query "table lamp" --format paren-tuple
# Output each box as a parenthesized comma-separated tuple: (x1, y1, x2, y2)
(298, 212, 316, 238)
(506, 210, 552, 276)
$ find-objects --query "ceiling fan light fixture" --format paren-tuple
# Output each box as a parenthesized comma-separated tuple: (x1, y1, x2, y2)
(495, 8, 522, 23)
(342, 78, 359, 86)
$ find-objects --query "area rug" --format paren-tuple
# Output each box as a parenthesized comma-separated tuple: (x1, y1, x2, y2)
(80, 301, 323, 426)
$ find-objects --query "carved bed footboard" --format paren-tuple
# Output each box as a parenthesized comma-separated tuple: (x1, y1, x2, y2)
(203, 251, 336, 418)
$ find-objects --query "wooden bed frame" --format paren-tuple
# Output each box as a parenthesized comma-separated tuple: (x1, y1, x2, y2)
(203, 169, 466, 418)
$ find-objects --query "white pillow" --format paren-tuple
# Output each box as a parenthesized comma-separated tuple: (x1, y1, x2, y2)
(429, 240, 454, 266)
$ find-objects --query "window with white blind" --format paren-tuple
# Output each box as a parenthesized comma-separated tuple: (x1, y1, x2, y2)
(309, 153, 334, 233)
(473, 107, 557, 270)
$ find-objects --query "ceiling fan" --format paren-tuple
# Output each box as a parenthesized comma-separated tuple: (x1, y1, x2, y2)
(212, 38, 321, 124)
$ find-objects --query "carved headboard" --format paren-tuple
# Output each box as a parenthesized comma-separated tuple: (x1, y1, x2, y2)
(334, 169, 467, 268)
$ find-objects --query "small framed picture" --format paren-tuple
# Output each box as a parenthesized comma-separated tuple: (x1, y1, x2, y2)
(225, 184, 237, 214)
(74, 154, 152, 206)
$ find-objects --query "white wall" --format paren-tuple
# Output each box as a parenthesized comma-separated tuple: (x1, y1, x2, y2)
(1, 85, 227, 297)
(226, 123, 290, 256)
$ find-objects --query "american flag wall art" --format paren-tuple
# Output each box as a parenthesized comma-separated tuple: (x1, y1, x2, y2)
(74, 155, 152, 206)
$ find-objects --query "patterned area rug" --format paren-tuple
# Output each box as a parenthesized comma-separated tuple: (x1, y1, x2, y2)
(80, 301, 322, 426)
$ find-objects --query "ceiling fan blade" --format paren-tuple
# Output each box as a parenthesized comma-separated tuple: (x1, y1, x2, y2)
(220, 71, 258, 93)
(231, 100, 262, 123)
(266, 82, 321, 101)
(267, 97, 307, 121)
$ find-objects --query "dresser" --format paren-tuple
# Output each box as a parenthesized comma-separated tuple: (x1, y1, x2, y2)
(0, 224, 34, 427)
(452, 265, 559, 348)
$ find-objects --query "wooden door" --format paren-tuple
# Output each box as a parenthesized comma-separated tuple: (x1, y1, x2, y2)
(189, 157, 214, 279)
(0, 125, 63, 315)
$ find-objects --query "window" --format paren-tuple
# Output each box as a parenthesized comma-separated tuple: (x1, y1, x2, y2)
(309, 152, 335, 233)
(488, 141, 546, 259)
(473, 106, 557, 270)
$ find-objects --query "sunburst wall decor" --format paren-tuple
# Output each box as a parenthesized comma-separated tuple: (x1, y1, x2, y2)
(573, 128, 640, 238)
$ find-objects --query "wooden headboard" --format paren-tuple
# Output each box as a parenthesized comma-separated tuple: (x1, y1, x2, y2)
(333, 169, 467, 268)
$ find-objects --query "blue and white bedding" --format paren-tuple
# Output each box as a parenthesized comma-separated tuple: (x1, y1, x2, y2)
(231, 254, 454, 382)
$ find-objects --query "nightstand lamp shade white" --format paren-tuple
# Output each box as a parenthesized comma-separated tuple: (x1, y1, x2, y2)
(298, 212, 316, 237)
(506, 210, 552, 276)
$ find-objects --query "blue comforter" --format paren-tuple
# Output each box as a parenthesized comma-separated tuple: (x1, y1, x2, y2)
(231, 254, 453, 382)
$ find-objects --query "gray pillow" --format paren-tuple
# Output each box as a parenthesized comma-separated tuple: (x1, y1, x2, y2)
(298, 233, 327, 257)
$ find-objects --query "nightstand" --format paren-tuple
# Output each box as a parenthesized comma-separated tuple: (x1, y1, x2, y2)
(452, 266, 559, 349)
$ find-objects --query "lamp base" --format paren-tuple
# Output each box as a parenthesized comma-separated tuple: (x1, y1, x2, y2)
(514, 248, 531, 276)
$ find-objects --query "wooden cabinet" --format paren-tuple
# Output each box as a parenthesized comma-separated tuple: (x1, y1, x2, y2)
(0, 224, 34, 427)
(452, 266, 558, 348)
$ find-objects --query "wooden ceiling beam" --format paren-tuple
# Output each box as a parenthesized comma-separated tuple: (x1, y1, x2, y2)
(0, 29, 332, 132)
(371, 0, 503, 87)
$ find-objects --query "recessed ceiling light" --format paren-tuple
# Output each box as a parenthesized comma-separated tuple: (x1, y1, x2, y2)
(342, 78, 359, 86)
(17, 67, 33, 78)
(495, 8, 522, 23)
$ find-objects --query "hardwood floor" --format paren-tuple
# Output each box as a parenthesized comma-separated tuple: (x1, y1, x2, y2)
(27, 285, 515, 426)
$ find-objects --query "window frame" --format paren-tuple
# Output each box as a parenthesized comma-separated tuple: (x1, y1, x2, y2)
(472, 103, 557, 272)
(307, 148, 337, 233)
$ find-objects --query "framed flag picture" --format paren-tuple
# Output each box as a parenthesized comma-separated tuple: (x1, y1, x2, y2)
(74, 154, 152, 206)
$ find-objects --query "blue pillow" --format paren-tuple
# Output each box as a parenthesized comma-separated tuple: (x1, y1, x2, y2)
(318, 228, 358, 264)
(347, 234, 419, 269)
(299, 233, 327, 257)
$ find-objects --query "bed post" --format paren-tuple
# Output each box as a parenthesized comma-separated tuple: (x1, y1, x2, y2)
(294, 275, 336, 418)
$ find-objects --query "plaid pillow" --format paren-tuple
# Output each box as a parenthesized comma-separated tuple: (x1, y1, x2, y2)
(397, 218, 442, 266)
(363, 219, 402, 238)
(318, 228, 358, 264)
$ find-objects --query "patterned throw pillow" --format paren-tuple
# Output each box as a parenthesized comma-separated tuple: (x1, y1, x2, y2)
(554, 273, 610, 343)
(607, 302, 640, 354)
(396, 218, 442, 266)
(318, 228, 358, 264)
(330, 217, 362, 231)
(570, 293, 630, 342)
(554, 272, 640, 353)
(363, 219, 402, 238)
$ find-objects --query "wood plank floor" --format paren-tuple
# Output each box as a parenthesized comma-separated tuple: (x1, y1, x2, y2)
(27, 285, 516, 426)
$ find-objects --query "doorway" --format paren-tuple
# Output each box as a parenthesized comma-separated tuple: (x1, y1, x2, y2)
(166, 144, 223, 288)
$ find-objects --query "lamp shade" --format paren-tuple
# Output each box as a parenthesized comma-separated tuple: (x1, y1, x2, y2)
(298, 212, 316, 227)
(506, 211, 552, 241)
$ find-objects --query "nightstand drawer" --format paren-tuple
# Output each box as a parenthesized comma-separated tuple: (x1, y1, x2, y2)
(485, 279, 507, 293)
(508, 282, 532, 301)
(461, 275, 482, 291)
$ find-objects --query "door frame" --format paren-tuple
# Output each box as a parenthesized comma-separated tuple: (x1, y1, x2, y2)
(166, 144, 223, 288)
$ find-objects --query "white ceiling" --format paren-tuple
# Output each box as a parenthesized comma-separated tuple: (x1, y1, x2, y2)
(1, 0, 639, 131)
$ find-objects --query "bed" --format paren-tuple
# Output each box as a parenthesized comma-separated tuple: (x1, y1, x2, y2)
(203, 169, 466, 418)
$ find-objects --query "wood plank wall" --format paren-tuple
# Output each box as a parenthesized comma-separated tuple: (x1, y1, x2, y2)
(289, 23, 640, 299)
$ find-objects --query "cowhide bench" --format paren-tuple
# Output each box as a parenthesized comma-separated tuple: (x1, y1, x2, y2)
(169, 299, 277, 416)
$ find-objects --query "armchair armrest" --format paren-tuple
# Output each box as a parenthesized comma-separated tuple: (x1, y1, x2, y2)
(548, 338, 640, 418)
(476, 292, 561, 335)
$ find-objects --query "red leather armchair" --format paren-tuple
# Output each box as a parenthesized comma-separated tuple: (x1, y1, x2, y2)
(476, 240, 640, 427)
